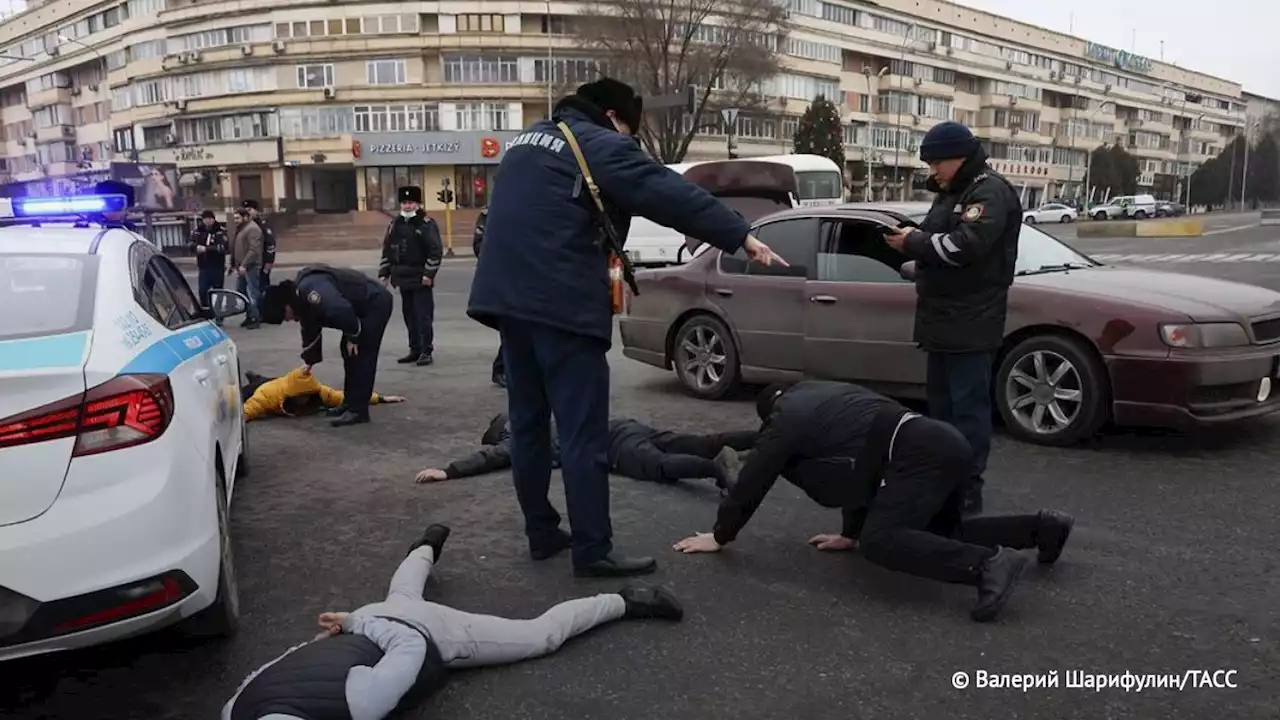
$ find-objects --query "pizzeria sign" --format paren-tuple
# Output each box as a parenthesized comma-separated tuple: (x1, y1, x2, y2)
(350, 131, 521, 166)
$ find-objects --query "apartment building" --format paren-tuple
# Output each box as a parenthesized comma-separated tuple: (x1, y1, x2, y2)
(0, 0, 1249, 213)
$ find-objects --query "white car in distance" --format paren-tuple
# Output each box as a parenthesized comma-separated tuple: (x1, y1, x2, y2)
(1022, 203, 1078, 224)
(0, 194, 251, 662)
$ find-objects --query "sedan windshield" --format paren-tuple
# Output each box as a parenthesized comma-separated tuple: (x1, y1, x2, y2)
(904, 213, 1097, 275)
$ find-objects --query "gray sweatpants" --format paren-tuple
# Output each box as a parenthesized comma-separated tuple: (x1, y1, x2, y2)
(355, 546, 627, 668)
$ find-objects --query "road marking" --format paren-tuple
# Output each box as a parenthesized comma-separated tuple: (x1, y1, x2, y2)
(1203, 222, 1262, 236)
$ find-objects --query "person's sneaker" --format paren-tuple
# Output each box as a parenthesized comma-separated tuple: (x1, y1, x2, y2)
(1034, 510, 1074, 565)
(397, 353, 420, 364)
(330, 411, 370, 427)
(416, 353, 434, 367)
(529, 528, 573, 561)
(712, 447, 743, 496)
(619, 585, 683, 621)
(971, 547, 1030, 622)
(409, 524, 451, 562)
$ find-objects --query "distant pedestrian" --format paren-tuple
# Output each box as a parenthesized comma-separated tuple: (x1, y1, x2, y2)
(882, 121, 1022, 515)
(378, 186, 443, 366)
(229, 207, 264, 329)
(189, 210, 228, 313)
(242, 200, 277, 288)
(467, 77, 785, 578)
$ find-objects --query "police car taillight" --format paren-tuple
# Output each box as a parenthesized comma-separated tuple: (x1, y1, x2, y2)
(0, 375, 174, 455)
(0, 193, 128, 220)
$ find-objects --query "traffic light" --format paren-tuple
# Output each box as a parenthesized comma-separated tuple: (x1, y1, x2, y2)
(436, 188, 454, 205)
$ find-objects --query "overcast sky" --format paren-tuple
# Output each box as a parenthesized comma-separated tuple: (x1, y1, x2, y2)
(957, 0, 1278, 99)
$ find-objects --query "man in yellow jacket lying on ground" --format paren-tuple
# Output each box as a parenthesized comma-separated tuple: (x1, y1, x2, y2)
(242, 368, 406, 421)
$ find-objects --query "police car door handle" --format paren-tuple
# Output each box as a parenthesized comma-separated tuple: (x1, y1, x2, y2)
(214, 354, 228, 366)
(193, 369, 211, 384)
(713, 288, 734, 297)
(810, 295, 838, 304)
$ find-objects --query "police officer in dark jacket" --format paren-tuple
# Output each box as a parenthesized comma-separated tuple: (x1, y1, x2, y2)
(260, 265, 395, 427)
(189, 210, 228, 310)
(242, 200, 277, 287)
(92, 180, 141, 232)
(472, 208, 505, 387)
(415, 413, 756, 493)
(378, 186, 443, 367)
(675, 381, 1074, 623)
(467, 77, 785, 578)
(883, 121, 1021, 516)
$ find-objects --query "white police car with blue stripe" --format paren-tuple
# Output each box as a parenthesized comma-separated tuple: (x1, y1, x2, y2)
(0, 195, 250, 661)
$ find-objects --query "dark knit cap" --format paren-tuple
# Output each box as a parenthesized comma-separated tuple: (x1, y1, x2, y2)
(918, 121, 980, 162)
(575, 78, 643, 130)
(94, 180, 134, 206)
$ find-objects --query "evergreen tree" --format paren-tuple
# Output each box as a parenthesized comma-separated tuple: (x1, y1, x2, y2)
(793, 94, 846, 173)
(1247, 133, 1279, 204)
(1107, 145, 1141, 196)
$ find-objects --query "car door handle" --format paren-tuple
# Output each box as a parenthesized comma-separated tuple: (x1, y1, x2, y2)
(214, 354, 228, 366)
(713, 288, 734, 297)
(810, 295, 837, 304)
(193, 369, 211, 383)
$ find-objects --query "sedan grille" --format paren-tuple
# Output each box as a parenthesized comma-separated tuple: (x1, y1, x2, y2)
(1251, 318, 1280, 344)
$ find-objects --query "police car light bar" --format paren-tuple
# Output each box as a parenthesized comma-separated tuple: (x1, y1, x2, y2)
(0, 194, 128, 220)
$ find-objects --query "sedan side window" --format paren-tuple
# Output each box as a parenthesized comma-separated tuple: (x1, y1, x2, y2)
(718, 218, 814, 277)
(816, 220, 910, 283)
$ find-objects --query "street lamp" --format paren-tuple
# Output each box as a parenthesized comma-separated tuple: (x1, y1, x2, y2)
(1241, 118, 1261, 209)
(1181, 112, 1203, 209)
(862, 65, 888, 202)
(544, 0, 553, 117)
(58, 35, 113, 165)
(1080, 100, 1114, 208)
(891, 27, 927, 201)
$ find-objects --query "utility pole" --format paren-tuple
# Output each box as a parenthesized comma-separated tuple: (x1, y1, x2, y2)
(891, 27, 919, 202)
(722, 107, 740, 159)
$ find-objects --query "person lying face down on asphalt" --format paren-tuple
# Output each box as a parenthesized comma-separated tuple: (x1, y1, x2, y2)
(222, 523, 683, 720)
(672, 380, 1075, 623)
(240, 368, 405, 422)
(413, 412, 757, 497)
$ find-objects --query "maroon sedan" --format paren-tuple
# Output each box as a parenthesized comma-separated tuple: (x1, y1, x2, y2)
(619, 165, 1280, 446)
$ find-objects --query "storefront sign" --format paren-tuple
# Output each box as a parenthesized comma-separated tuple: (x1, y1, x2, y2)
(138, 138, 282, 168)
(350, 131, 522, 167)
(1084, 42, 1152, 74)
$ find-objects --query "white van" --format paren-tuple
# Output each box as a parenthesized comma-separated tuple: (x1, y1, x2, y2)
(626, 154, 842, 267)
(1088, 194, 1157, 220)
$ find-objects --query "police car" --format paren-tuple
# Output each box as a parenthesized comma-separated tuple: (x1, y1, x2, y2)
(0, 194, 250, 661)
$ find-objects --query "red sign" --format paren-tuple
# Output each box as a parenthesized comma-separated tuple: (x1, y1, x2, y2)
(480, 137, 500, 159)
(351, 140, 362, 159)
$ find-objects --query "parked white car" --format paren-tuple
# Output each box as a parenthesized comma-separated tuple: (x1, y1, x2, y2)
(1088, 194, 1158, 220)
(0, 194, 250, 662)
(1022, 203, 1078, 224)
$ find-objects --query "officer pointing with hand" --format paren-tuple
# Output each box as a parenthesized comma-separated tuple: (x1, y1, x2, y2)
(260, 265, 395, 427)
(883, 121, 1021, 515)
(468, 77, 786, 579)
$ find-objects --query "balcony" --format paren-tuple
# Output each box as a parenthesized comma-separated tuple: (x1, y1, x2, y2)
(27, 86, 71, 110)
(34, 124, 77, 144)
(879, 74, 955, 99)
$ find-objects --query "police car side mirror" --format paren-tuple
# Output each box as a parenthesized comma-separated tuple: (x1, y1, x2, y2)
(208, 289, 250, 320)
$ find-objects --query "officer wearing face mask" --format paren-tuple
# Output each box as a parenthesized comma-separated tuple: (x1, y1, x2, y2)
(378, 186, 443, 367)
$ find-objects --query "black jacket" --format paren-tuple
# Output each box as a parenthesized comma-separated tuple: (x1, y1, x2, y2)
(902, 149, 1021, 353)
(294, 265, 391, 365)
(711, 381, 907, 546)
(254, 217, 277, 266)
(189, 221, 228, 272)
(379, 212, 443, 288)
(444, 417, 667, 479)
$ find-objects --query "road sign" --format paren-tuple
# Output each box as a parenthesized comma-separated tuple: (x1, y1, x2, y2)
(721, 108, 739, 128)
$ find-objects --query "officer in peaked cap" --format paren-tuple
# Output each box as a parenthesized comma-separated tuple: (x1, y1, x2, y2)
(93, 180, 140, 232)
(377, 185, 443, 366)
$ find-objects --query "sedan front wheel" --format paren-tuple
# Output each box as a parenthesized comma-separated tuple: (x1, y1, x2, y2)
(672, 314, 740, 400)
(995, 334, 1109, 446)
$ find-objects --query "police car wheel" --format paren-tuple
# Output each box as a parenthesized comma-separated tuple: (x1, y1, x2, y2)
(995, 334, 1109, 447)
(235, 420, 250, 480)
(181, 474, 241, 639)
(672, 314, 739, 400)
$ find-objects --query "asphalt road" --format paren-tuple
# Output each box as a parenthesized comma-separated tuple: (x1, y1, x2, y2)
(6, 227, 1280, 719)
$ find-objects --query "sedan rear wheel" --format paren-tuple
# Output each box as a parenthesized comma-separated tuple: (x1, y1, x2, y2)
(1023, 216, 1036, 224)
(1060, 214, 1073, 223)
(996, 335, 1108, 446)
(673, 315, 739, 400)
(181, 474, 240, 638)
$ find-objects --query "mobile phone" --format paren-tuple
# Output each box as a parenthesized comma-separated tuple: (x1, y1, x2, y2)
(876, 224, 901, 235)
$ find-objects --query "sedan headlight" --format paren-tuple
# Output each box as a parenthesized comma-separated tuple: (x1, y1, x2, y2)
(1159, 322, 1250, 348)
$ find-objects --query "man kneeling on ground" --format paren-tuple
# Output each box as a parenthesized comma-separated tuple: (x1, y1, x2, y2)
(673, 381, 1074, 623)
(241, 368, 405, 422)
(414, 412, 757, 495)
(223, 523, 682, 720)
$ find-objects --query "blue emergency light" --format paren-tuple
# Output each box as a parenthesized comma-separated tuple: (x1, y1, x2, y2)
(0, 194, 128, 220)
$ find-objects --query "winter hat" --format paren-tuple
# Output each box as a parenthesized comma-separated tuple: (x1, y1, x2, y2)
(575, 78, 644, 130)
(918, 121, 980, 163)
(757, 383, 795, 422)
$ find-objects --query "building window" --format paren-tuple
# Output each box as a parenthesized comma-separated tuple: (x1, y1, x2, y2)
(169, 24, 271, 53)
(454, 102, 510, 131)
(134, 79, 170, 106)
(443, 55, 520, 84)
(142, 126, 172, 149)
(362, 14, 420, 34)
(33, 104, 71, 129)
(457, 14, 504, 33)
(532, 58, 602, 85)
(353, 104, 438, 132)
(176, 113, 276, 144)
(786, 37, 842, 63)
(366, 60, 408, 85)
(820, 3, 857, 26)
(540, 15, 573, 34)
(366, 166, 426, 212)
(454, 165, 501, 209)
(279, 106, 354, 137)
(296, 64, 335, 89)
(36, 141, 76, 165)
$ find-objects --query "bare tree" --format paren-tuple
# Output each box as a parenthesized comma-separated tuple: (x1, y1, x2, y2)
(576, 0, 788, 163)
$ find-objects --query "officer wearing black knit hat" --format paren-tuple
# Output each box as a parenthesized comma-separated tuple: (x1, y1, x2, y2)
(468, 76, 786, 579)
(882, 121, 1021, 516)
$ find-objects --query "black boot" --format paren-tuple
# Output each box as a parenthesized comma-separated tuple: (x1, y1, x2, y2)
(619, 585, 683, 621)
(492, 372, 506, 388)
(409, 524, 451, 562)
(416, 353, 434, 366)
(1034, 510, 1074, 565)
(574, 554, 657, 578)
(971, 547, 1030, 622)
(324, 404, 348, 418)
(712, 447, 743, 496)
(397, 352, 420, 364)
(529, 528, 572, 561)
(330, 411, 370, 427)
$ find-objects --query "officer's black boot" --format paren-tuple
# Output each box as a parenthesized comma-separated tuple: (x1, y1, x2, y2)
(529, 528, 573, 561)
(324, 404, 348, 418)
(619, 585, 683, 621)
(409, 524, 451, 562)
(971, 547, 1030, 622)
(416, 353, 433, 366)
(1034, 510, 1074, 565)
(574, 554, 658, 578)
(397, 352, 419, 364)
(330, 411, 370, 427)
(491, 372, 506, 388)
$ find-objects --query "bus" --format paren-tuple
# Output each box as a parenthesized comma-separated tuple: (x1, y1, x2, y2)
(626, 154, 844, 267)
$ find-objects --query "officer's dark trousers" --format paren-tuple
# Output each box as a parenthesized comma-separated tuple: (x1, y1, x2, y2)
(341, 291, 394, 417)
(926, 351, 996, 496)
(858, 417, 1041, 586)
(499, 320, 612, 567)
(400, 287, 435, 355)
(196, 265, 223, 308)
(616, 430, 758, 483)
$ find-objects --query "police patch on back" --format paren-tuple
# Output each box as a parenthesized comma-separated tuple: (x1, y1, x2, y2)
(508, 130, 568, 156)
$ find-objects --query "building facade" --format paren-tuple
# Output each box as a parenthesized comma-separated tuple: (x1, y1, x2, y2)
(0, 0, 1250, 213)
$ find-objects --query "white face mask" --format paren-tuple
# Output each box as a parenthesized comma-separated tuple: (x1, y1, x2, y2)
(400, 210, 416, 219)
